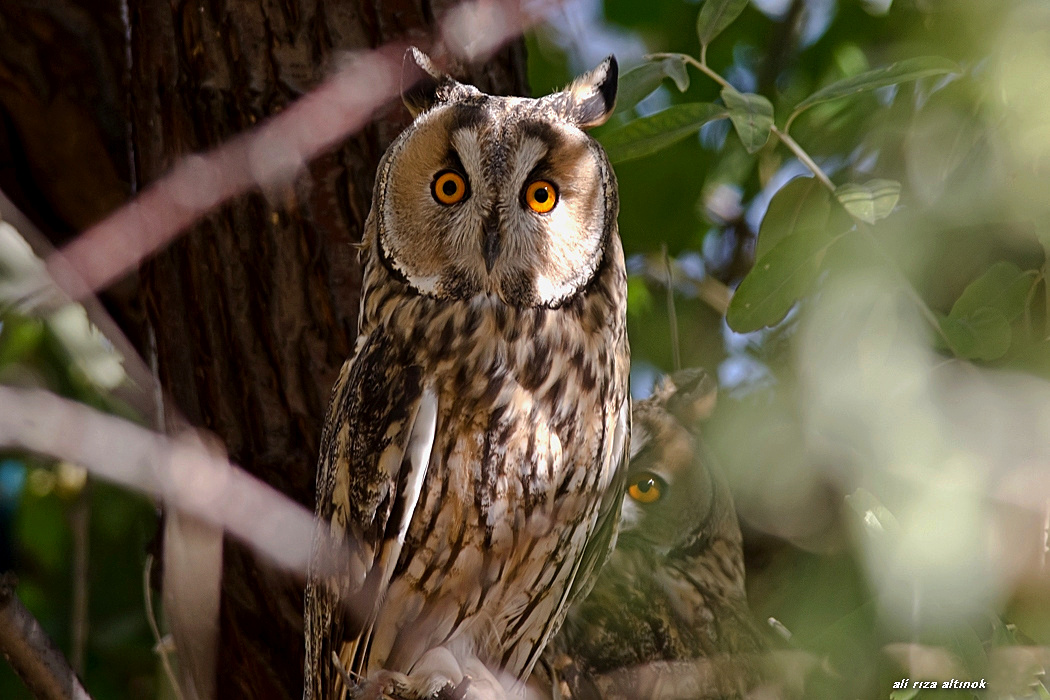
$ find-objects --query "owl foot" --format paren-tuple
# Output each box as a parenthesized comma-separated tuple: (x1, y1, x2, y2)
(433, 676, 471, 700)
(350, 670, 412, 700)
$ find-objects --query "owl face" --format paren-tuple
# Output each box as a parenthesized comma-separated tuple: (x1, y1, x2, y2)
(619, 370, 724, 557)
(374, 49, 618, 308)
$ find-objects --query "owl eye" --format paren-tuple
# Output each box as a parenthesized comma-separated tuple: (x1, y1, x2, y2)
(524, 180, 558, 213)
(627, 471, 666, 505)
(432, 170, 468, 205)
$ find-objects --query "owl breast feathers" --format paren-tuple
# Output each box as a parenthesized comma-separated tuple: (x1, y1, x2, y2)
(304, 49, 630, 700)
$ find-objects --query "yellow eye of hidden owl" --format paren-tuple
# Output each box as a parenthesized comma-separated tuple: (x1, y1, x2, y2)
(525, 180, 557, 213)
(433, 171, 467, 205)
(627, 472, 665, 504)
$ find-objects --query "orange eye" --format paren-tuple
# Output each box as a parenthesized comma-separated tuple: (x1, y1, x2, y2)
(627, 472, 665, 505)
(432, 171, 467, 205)
(524, 180, 557, 213)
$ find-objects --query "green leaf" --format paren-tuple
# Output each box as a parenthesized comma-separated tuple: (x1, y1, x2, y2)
(790, 56, 959, 124)
(721, 87, 773, 154)
(890, 690, 920, 700)
(0, 315, 44, 367)
(600, 103, 728, 164)
(627, 275, 653, 317)
(835, 179, 901, 224)
(940, 307, 1012, 361)
(949, 261, 1035, 323)
(757, 177, 831, 260)
(615, 57, 690, 115)
(726, 231, 835, 332)
(696, 0, 750, 48)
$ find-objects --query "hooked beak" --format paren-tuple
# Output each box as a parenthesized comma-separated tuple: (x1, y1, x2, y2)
(483, 212, 501, 272)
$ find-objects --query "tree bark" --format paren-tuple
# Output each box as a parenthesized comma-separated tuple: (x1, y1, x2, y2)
(1, 0, 527, 697)
(123, 2, 527, 698)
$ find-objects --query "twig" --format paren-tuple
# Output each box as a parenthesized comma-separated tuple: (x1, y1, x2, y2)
(0, 573, 93, 700)
(662, 245, 682, 372)
(769, 126, 836, 192)
(69, 486, 90, 675)
(648, 53, 730, 90)
(143, 556, 185, 700)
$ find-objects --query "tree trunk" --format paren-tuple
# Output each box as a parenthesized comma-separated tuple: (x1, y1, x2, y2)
(124, 2, 527, 698)
(1, 0, 526, 697)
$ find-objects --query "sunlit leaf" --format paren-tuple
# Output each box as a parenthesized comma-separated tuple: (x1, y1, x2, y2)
(949, 261, 1035, 323)
(726, 232, 835, 332)
(757, 177, 831, 260)
(790, 56, 959, 125)
(696, 0, 750, 48)
(721, 87, 773, 154)
(626, 275, 653, 317)
(600, 102, 728, 163)
(940, 307, 1012, 361)
(845, 488, 900, 538)
(0, 315, 44, 368)
(835, 179, 901, 224)
(616, 56, 690, 114)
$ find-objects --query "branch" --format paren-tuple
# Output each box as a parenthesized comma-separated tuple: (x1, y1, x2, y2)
(0, 573, 93, 700)
(0, 386, 360, 584)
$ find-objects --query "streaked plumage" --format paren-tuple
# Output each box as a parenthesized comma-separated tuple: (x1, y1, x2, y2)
(542, 370, 766, 700)
(304, 49, 629, 700)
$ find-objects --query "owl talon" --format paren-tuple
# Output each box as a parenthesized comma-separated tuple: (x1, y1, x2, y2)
(447, 676, 472, 700)
(350, 670, 411, 700)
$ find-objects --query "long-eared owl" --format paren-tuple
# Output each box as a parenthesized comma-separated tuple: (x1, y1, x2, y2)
(543, 370, 766, 699)
(304, 49, 630, 700)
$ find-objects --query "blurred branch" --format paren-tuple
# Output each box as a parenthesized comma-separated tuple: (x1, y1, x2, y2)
(662, 245, 682, 371)
(69, 487, 89, 675)
(0, 573, 93, 700)
(0, 385, 359, 583)
(0, 189, 160, 424)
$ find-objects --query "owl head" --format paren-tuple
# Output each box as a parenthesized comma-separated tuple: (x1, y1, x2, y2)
(619, 369, 740, 558)
(370, 48, 619, 308)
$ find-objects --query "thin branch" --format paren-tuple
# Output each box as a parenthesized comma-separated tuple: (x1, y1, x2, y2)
(661, 245, 682, 372)
(143, 556, 185, 700)
(770, 125, 836, 192)
(0, 573, 93, 700)
(648, 52, 731, 90)
(69, 486, 90, 676)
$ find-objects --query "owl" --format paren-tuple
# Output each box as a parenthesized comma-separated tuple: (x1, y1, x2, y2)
(541, 369, 766, 700)
(304, 48, 630, 700)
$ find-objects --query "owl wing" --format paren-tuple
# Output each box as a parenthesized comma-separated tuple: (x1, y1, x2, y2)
(566, 395, 631, 606)
(524, 395, 631, 676)
(305, 331, 438, 700)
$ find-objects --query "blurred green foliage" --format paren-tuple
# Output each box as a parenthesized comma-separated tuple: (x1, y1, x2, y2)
(533, 0, 1050, 697)
(0, 312, 158, 699)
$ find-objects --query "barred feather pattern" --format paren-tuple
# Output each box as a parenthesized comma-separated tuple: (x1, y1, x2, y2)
(305, 176, 628, 700)
(305, 50, 628, 700)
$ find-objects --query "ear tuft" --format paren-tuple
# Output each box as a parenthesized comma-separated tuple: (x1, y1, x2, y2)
(664, 368, 718, 427)
(561, 55, 618, 129)
(401, 47, 447, 117)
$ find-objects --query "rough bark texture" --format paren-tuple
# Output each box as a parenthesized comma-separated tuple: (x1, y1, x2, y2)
(1, 0, 527, 697)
